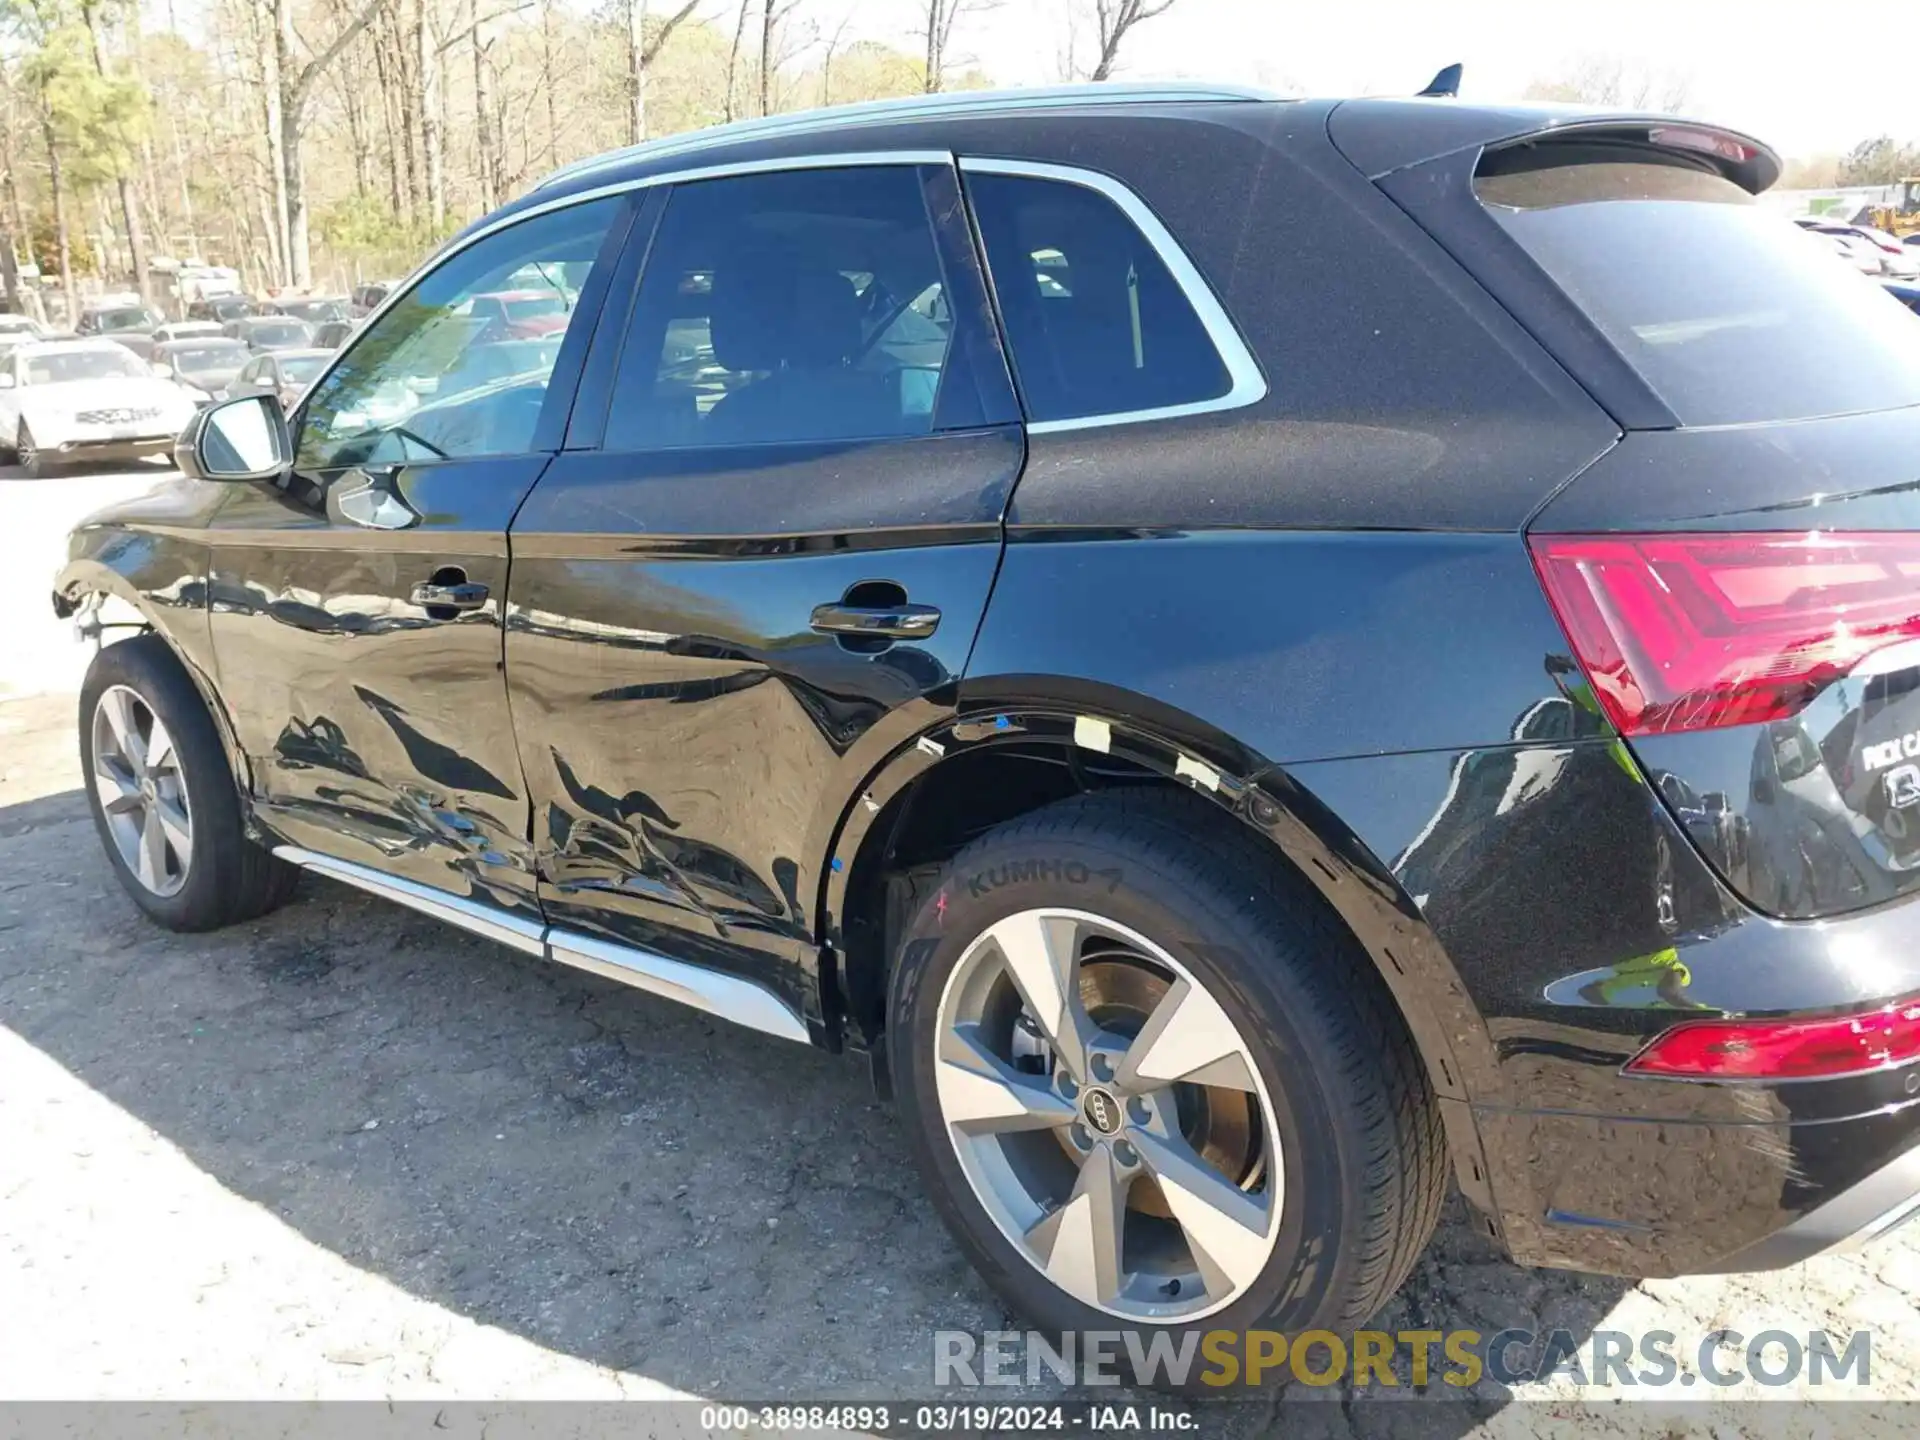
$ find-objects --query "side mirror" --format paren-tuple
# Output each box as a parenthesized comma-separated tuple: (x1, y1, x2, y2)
(176, 392, 291, 482)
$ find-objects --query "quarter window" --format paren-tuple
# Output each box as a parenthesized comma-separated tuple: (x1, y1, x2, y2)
(965, 171, 1234, 425)
(603, 166, 954, 450)
(295, 196, 621, 469)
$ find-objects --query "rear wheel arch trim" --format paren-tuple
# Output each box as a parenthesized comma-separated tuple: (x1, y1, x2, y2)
(818, 699, 1507, 1121)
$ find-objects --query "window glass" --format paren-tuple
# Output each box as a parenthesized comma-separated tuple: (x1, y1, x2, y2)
(297, 196, 619, 469)
(24, 347, 147, 384)
(965, 172, 1230, 425)
(603, 166, 952, 450)
(280, 354, 330, 385)
(1476, 152, 1920, 425)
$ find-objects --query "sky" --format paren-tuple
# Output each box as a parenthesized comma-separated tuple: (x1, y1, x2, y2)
(828, 0, 1915, 158)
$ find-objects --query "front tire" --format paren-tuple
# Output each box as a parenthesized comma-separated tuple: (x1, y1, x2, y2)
(888, 790, 1445, 1380)
(17, 422, 45, 477)
(80, 634, 298, 931)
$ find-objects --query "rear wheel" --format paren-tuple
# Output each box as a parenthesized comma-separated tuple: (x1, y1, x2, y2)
(80, 634, 298, 931)
(889, 790, 1445, 1380)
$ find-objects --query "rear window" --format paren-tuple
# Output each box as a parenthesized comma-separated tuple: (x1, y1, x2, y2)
(1476, 151, 1920, 425)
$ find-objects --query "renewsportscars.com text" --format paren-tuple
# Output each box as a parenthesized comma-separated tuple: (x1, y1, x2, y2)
(934, 1328, 1873, 1390)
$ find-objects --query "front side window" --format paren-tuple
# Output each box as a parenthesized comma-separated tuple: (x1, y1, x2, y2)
(965, 171, 1234, 426)
(297, 196, 620, 469)
(603, 166, 953, 450)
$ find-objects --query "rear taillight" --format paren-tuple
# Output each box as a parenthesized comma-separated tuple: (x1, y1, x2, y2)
(1528, 532, 1920, 737)
(1625, 996, 1920, 1079)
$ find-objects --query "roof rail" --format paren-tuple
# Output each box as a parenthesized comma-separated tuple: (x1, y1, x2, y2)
(533, 82, 1280, 191)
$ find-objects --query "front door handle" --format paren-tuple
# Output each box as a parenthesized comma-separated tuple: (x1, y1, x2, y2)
(809, 601, 941, 640)
(410, 580, 490, 612)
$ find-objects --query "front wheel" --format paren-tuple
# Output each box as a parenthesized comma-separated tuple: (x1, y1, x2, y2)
(80, 634, 299, 931)
(17, 422, 46, 477)
(888, 790, 1445, 1378)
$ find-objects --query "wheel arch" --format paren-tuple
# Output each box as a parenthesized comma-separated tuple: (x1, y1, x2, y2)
(56, 557, 255, 804)
(818, 683, 1506, 1218)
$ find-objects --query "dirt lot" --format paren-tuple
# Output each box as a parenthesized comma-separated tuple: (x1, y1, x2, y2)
(3, 469, 1918, 1436)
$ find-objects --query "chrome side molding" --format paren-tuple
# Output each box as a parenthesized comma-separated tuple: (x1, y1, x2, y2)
(273, 847, 811, 1044)
(276, 845, 547, 955)
(546, 931, 811, 1044)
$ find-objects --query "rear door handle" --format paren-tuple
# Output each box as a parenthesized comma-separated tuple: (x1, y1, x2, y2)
(808, 602, 941, 640)
(410, 580, 490, 611)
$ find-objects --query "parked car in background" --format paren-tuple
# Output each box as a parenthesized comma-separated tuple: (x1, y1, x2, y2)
(54, 90, 1920, 1375)
(1848, 224, 1920, 279)
(1885, 280, 1920, 315)
(222, 315, 315, 354)
(150, 336, 251, 405)
(265, 295, 350, 325)
(222, 347, 333, 411)
(0, 337, 194, 475)
(148, 321, 224, 346)
(78, 303, 164, 356)
(0, 313, 44, 340)
(467, 288, 570, 339)
(439, 335, 564, 396)
(311, 318, 356, 349)
(349, 281, 397, 316)
(1800, 221, 1885, 274)
(1794, 218, 1914, 276)
(188, 295, 256, 325)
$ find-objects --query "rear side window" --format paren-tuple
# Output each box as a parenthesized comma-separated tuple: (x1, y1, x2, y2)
(1477, 151, 1920, 425)
(965, 171, 1236, 427)
(604, 166, 954, 450)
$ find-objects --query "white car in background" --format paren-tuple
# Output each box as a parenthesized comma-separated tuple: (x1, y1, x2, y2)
(1849, 224, 1920, 279)
(1795, 218, 1886, 274)
(0, 338, 197, 476)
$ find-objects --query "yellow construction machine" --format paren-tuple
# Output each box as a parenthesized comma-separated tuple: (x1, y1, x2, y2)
(1868, 177, 1920, 238)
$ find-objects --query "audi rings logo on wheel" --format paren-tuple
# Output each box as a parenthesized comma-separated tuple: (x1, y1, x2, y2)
(1082, 1088, 1121, 1135)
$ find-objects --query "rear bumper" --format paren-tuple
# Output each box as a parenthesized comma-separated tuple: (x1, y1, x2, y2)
(1476, 1094, 1920, 1277)
(1705, 1141, 1920, 1272)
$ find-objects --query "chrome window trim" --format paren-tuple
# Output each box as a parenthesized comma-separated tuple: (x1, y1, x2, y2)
(299, 150, 956, 429)
(275, 845, 813, 1043)
(534, 84, 1280, 192)
(957, 156, 1268, 435)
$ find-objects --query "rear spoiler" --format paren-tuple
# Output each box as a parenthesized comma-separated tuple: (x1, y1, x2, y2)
(1328, 99, 1781, 195)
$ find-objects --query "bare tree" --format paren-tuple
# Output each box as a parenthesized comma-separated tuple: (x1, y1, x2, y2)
(723, 0, 750, 122)
(1523, 55, 1692, 113)
(921, 0, 995, 94)
(37, 109, 72, 322)
(269, 0, 383, 287)
(1071, 0, 1180, 83)
(757, 0, 800, 118)
(78, 0, 149, 297)
(624, 0, 702, 145)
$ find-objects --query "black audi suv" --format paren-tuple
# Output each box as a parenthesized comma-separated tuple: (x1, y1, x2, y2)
(52, 84, 1920, 1354)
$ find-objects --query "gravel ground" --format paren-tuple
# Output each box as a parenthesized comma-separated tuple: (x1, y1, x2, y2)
(2, 469, 1918, 1437)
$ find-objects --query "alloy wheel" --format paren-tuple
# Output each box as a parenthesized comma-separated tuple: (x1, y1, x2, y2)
(90, 684, 193, 898)
(934, 908, 1283, 1322)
